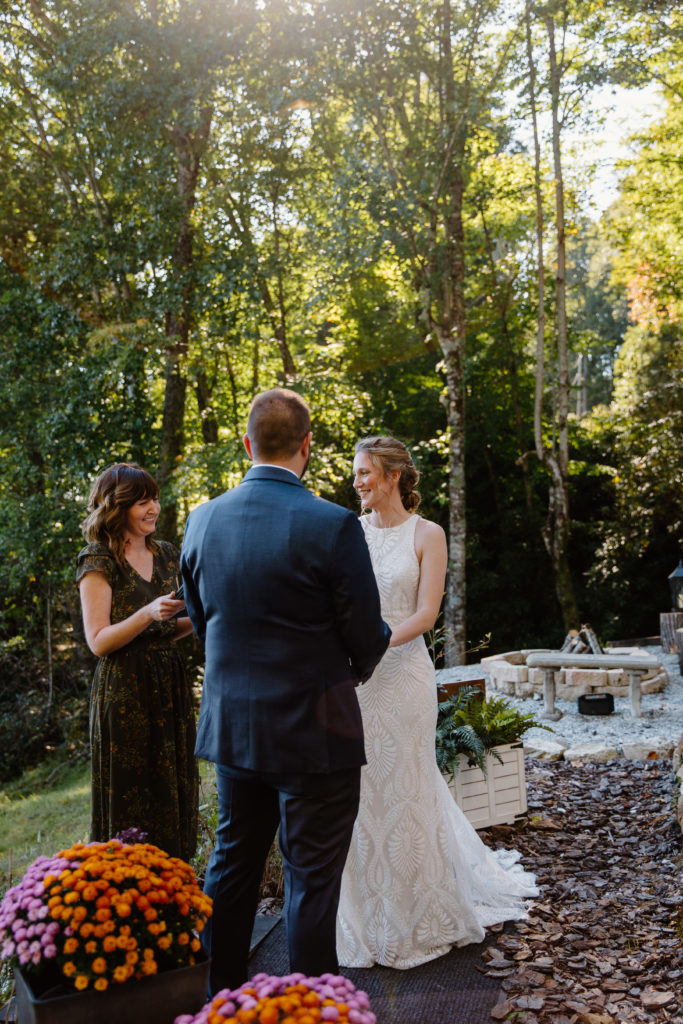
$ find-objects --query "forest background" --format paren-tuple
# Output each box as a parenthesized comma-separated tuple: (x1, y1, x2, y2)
(0, 0, 682, 785)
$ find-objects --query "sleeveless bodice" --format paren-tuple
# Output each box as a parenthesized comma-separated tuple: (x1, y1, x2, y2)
(360, 515, 420, 629)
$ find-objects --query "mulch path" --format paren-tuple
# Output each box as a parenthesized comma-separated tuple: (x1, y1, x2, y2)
(478, 756, 683, 1023)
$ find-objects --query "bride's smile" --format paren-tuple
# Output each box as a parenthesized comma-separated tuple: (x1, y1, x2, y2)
(353, 451, 398, 515)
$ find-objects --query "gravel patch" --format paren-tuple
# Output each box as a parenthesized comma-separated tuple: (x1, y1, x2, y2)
(437, 647, 683, 751)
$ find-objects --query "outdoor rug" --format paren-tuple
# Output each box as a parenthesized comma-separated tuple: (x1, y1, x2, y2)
(247, 917, 503, 1024)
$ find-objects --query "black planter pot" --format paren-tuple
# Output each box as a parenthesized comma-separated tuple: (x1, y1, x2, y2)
(14, 952, 209, 1024)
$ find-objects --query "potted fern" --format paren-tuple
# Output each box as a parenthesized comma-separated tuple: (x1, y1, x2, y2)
(436, 687, 551, 829)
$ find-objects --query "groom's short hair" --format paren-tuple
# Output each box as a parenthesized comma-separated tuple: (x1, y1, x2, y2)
(247, 388, 311, 460)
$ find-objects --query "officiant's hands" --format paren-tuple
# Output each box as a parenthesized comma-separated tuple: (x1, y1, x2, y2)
(149, 592, 186, 620)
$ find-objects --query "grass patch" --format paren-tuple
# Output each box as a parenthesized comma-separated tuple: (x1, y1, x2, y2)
(0, 754, 281, 902)
(0, 754, 90, 891)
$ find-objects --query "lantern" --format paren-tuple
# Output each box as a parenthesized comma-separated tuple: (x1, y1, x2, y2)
(668, 559, 683, 612)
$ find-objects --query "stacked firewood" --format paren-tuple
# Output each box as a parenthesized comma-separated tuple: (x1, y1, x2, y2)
(559, 624, 603, 655)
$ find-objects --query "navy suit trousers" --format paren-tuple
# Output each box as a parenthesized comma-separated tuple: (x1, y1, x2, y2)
(201, 763, 361, 994)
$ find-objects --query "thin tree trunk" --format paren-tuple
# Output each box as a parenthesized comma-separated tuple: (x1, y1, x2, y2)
(195, 368, 219, 446)
(547, 17, 570, 486)
(194, 368, 222, 499)
(157, 107, 212, 540)
(221, 190, 296, 380)
(440, 330, 467, 666)
(574, 352, 588, 417)
(157, 351, 187, 541)
(252, 337, 260, 395)
(271, 184, 296, 380)
(545, 15, 578, 629)
(439, 0, 467, 665)
(260, 277, 296, 380)
(46, 585, 53, 709)
(525, 1, 547, 471)
(477, 205, 534, 512)
(222, 348, 241, 437)
(525, 4, 578, 629)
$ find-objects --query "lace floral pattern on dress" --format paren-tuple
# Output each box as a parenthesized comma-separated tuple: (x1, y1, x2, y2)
(336, 515, 537, 969)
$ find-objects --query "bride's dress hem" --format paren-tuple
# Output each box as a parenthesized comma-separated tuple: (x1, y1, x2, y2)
(339, 942, 455, 971)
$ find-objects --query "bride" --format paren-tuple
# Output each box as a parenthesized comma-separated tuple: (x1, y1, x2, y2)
(336, 435, 538, 970)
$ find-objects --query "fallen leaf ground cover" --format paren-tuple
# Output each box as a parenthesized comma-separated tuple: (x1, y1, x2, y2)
(480, 757, 683, 1023)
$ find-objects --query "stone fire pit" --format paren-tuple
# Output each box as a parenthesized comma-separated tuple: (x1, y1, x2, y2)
(481, 647, 669, 701)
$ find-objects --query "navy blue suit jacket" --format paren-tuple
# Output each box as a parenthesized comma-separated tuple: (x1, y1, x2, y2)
(180, 465, 391, 774)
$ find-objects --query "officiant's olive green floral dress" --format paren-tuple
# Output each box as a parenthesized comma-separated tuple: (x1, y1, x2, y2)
(76, 540, 198, 861)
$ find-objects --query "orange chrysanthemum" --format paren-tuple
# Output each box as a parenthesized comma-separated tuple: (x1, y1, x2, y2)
(4, 840, 212, 997)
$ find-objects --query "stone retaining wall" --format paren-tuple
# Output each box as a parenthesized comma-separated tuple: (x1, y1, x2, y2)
(525, 733, 675, 764)
(481, 647, 669, 700)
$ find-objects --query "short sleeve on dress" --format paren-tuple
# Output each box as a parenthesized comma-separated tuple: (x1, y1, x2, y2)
(76, 544, 117, 589)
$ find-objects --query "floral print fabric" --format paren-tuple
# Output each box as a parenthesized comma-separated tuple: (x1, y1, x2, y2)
(76, 540, 198, 861)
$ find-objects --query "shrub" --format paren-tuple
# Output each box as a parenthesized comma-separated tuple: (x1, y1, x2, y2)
(435, 686, 551, 778)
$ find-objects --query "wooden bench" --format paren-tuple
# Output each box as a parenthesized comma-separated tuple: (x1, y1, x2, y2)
(525, 652, 660, 720)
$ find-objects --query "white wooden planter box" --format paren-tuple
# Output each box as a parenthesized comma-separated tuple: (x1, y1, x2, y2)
(446, 741, 527, 830)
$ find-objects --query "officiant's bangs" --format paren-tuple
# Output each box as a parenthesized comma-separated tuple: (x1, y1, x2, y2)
(248, 388, 311, 459)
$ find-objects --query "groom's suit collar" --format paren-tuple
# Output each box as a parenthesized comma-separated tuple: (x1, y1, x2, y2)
(242, 464, 305, 487)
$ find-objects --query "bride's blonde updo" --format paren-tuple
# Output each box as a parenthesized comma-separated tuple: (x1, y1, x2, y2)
(355, 436, 421, 512)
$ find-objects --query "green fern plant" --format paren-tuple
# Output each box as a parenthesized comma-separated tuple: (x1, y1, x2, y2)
(435, 686, 552, 779)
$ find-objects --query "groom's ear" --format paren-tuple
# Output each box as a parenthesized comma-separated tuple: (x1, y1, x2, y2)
(301, 432, 312, 457)
(243, 434, 254, 460)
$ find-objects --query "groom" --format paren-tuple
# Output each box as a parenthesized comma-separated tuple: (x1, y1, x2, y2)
(180, 387, 390, 994)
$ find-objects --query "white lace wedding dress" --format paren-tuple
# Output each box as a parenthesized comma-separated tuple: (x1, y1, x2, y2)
(336, 514, 538, 969)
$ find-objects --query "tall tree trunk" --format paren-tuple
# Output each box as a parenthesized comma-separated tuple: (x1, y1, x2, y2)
(478, 205, 534, 512)
(525, 3, 579, 629)
(194, 368, 222, 499)
(545, 14, 578, 629)
(157, 108, 212, 540)
(46, 584, 53, 708)
(332, 0, 509, 662)
(271, 184, 297, 380)
(547, 17, 570, 488)
(195, 368, 219, 446)
(440, 164, 468, 666)
(525, 1, 546, 472)
(221, 193, 296, 380)
(157, 352, 187, 541)
(439, 0, 467, 665)
(222, 348, 241, 437)
(439, 328, 467, 666)
(260, 278, 297, 380)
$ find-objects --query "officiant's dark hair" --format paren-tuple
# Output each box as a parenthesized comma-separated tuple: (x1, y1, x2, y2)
(247, 388, 311, 460)
(81, 462, 160, 564)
